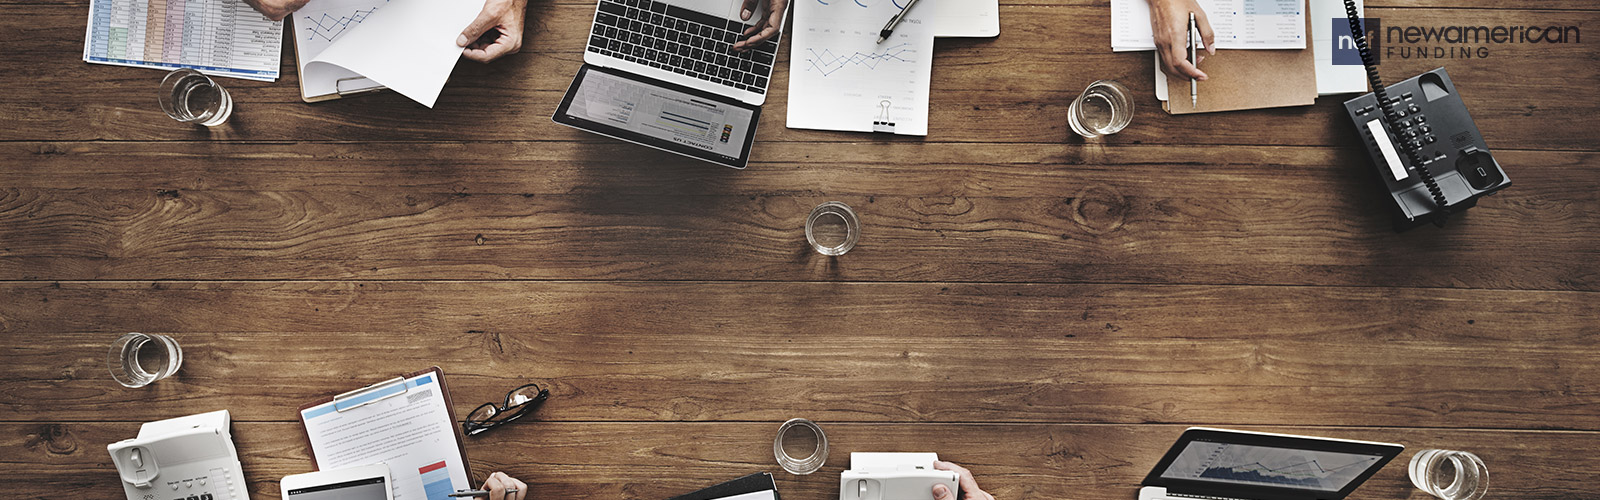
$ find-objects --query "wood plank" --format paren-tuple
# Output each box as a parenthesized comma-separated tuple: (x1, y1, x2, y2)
(4, 422, 1595, 500)
(3, 145, 1595, 287)
(3, 282, 1596, 428)
(5, 5, 1595, 149)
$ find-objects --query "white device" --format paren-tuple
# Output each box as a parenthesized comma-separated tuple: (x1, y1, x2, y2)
(839, 453, 958, 500)
(281, 463, 394, 500)
(108, 409, 249, 500)
(1137, 427, 1403, 500)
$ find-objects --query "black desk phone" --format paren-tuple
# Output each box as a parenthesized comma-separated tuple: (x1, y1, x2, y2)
(1338, 1, 1510, 231)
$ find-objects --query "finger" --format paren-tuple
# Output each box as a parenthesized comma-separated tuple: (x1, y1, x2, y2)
(937, 461, 983, 498)
(746, 24, 779, 45)
(740, 0, 758, 20)
(485, 474, 507, 500)
(766, 0, 786, 30)
(511, 478, 528, 500)
(458, 7, 501, 47)
(464, 37, 517, 63)
(1194, 8, 1217, 54)
(733, 20, 767, 50)
(932, 484, 956, 500)
(1164, 46, 1206, 80)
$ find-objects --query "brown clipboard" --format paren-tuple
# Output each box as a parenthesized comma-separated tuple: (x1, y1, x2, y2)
(295, 366, 472, 477)
(1161, 0, 1318, 114)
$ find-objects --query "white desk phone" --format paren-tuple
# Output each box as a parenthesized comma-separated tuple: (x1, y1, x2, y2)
(839, 453, 959, 500)
(108, 409, 249, 500)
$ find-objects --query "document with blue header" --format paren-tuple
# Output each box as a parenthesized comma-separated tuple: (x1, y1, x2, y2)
(299, 367, 471, 500)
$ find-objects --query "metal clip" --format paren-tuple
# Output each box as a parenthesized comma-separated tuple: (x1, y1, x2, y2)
(333, 376, 408, 412)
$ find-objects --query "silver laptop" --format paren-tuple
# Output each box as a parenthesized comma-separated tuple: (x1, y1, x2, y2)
(552, 0, 784, 169)
(1139, 428, 1403, 500)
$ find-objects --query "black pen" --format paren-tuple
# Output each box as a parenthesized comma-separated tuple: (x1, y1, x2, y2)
(875, 0, 922, 43)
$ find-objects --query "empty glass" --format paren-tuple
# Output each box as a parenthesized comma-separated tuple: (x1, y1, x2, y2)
(159, 68, 233, 126)
(774, 418, 828, 475)
(806, 202, 859, 256)
(108, 333, 183, 388)
(1409, 449, 1488, 500)
(1069, 80, 1133, 138)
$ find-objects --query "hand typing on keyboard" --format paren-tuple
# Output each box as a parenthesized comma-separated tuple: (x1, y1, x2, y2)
(732, 0, 787, 51)
(458, 0, 531, 63)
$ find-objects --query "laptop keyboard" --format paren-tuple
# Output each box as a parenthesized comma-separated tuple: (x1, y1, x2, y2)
(588, 0, 778, 94)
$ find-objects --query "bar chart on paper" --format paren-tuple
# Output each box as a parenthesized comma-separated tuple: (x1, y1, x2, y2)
(787, 0, 934, 135)
(83, 0, 284, 81)
(419, 461, 455, 500)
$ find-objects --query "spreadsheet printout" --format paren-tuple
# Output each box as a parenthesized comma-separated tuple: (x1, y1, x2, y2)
(84, 0, 284, 81)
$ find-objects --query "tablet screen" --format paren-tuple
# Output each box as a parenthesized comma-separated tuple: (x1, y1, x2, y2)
(285, 477, 388, 500)
(554, 65, 760, 168)
(1159, 441, 1387, 492)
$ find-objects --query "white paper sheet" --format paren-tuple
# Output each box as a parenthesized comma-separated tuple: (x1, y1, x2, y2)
(294, 0, 387, 98)
(1311, 0, 1365, 95)
(1112, 0, 1305, 51)
(305, 0, 485, 107)
(927, 0, 999, 38)
(301, 373, 470, 500)
(787, 0, 936, 136)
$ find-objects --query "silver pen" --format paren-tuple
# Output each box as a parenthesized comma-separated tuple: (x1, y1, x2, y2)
(1188, 12, 1198, 109)
(876, 0, 922, 43)
(450, 488, 520, 498)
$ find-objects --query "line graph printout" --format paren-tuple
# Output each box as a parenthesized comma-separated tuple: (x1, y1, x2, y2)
(787, 0, 934, 135)
(291, 0, 388, 98)
(83, 0, 284, 81)
(1161, 442, 1385, 492)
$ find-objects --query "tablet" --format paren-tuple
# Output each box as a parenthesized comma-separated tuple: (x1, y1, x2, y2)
(1141, 428, 1403, 500)
(282, 463, 394, 500)
(552, 64, 761, 169)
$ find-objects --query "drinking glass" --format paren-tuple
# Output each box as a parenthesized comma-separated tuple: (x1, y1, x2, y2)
(1409, 449, 1488, 500)
(108, 333, 183, 388)
(774, 418, 828, 475)
(806, 202, 859, 256)
(1068, 80, 1133, 138)
(158, 68, 233, 126)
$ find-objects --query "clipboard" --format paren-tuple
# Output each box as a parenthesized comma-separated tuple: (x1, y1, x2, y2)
(664, 473, 780, 500)
(289, 16, 387, 103)
(1159, 0, 1318, 114)
(296, 366, 472, 480)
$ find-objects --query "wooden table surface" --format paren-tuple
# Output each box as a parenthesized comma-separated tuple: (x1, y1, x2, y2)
(3, 0, 1598, 498)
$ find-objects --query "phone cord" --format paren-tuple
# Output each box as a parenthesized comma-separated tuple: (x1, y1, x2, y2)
(1344, 0, 1449, 226)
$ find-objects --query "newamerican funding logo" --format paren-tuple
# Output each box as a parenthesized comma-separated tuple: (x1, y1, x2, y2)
(1331, 17, 1580, 65)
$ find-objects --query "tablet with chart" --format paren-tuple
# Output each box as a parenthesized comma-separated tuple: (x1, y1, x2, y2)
(787, 0, 935, 135)
(1160, 441, 1386, 492)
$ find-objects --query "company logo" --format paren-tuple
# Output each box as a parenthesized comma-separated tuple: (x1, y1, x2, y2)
(1332, 17, 1380, 65)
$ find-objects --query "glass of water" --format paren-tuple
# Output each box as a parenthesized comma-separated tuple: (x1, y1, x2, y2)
(158, 68, 233, 127)
(773, 418, 827, 475)
(806, 201, 860, 256)
(108, 333, 183, 388)
(1409, 449, 1488, 500)
(1068, 80, 1133, 138)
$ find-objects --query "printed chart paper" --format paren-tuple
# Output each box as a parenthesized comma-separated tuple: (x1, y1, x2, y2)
(787, 0, 935, 136)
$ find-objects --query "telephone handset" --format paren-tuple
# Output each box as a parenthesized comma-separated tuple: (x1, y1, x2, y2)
(1339, 0, 1510, 231)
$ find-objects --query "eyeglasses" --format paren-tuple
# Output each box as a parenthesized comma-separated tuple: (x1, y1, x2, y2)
(463, 383, 549, 436)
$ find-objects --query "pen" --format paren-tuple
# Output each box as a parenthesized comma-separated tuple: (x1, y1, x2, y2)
(450, 488, 520, 498)
(875, 0, 922, 43)
(1188, 12, 1198, 109)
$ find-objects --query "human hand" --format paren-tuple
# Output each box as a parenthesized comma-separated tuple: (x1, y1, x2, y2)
(242, 0, 308, 21)
(1147, 0, 1215, 80)
(457, 0, 530, 63)
(732, 0, 787, 51)
(932, 461, 994, 500)
(481, 471, 528, 500)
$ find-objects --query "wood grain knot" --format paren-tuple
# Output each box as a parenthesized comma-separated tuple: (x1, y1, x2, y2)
(1069, 186, 1127, 234)
(28, 424, 78, 455)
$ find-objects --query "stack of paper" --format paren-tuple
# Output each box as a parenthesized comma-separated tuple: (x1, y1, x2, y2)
(1112, 0, 1307, 52)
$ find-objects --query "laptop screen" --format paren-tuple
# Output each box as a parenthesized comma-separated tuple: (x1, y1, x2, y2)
(1159, 441, 1388, 493)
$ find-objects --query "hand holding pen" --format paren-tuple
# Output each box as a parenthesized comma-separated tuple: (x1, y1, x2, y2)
(1148, 0, 1215, 80)
(452, 472, 527, 500)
